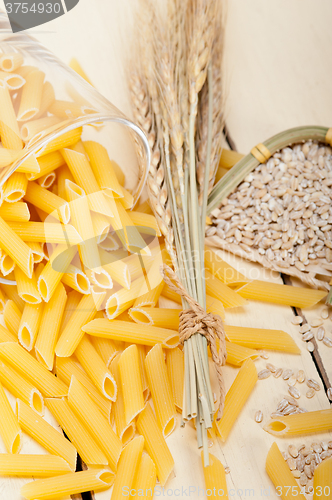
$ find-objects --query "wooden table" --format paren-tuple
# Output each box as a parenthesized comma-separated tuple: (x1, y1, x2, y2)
(0, 0, 331, 499)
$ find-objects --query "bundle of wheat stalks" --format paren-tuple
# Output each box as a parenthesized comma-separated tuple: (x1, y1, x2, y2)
(128, 0, 224, 461)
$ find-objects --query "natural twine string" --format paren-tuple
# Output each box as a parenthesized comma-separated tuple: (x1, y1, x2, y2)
(160, 264, 227, 419)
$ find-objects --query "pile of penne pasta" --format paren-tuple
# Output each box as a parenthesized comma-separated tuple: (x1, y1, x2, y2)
(0, 52, 330, 499)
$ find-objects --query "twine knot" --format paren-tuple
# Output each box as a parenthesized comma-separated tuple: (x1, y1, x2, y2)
(160, 264, 227, 420)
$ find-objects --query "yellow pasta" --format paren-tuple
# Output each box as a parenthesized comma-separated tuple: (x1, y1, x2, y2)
(0, 359, 44, 415)
(38, 244, 77, 302)
(35, 283, 67, 370)
(83, 319, 179, 349)
(91, 211, 111, 243)
(56, 289, 105, 357)
(313, 458, 332, 500)
(4, 299, 21, 335)
(131, 453, 157, 499)
(0, 216, 33, 277)
(57, 164, 75, 199)
(0, 71, 25, 90)
(166, 347, 184, 411)
(110, 354, 136, 445)
(16, 400, 76, 471)
(25, 181, 70, 224)
(62, 264, 91, 294)
(99, 233, 120, 251)
(130, 307, 180, 329)
(0, 252, 15, 275)
(215, 358, 258, 441)
(127, 211, 161, 237)
(0, 289, 6, 314)
(21, 116, 62, 145)
(0, 342, 68, 397)
(266, 442, 305, 500)
(205, 270, 247, 308)
(133, 249, 166, 308)
(223, 341, 259, 367)
(111, 436, 144, 500)
(17, 69, 45, 121)
(90, 336, 120, 367)
(201, 452, 228, 498)
(145, 343, 176, 437)
(118, 344, 145, 424)
(237, 280, 327, 308)
(1, 283, 24, 311)
(75, 335, 116, 401)
(0, 85, 23, 149)
(0, 454, 72, 477)
(26, 242, 44, 264)
(0, 148, 21, 168)
(135, 343, 149, 402)
(55, 357, 111, 421)
(37, 171, 56, 189)
(3, 172, 28, 202)
(0, 53, 23, 72)
(36, 127, 82, 157)
(45, 397, 108, 466)
(35, 80, 55, 118)
(9, 221, 82, 245)
(15, 265, 41, 304)
(69, 58, 94, 85)
(136, 200, 153, 215)
(27, 150, 65, 182)
(119, 186, 134, 209)
(16, 153, 40, 174)
(0, 380, 21, 453)
(104, 277, 151, 319)
(136, 403, 174, 486)
(99, 247, 130, 289)
(264, 409, 332, 436)
(85, 266, 113, 289)
(204, 247, 250, 288)
(20, 468, 114, 500)
(224, 325, 300, 354)
(18, 302, 44, 351)
(68, 376, 122, 471)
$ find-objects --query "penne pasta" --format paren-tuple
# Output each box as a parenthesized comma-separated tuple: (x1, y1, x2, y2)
(24, 181, 70, 224)
(135, 343, 149, 402)
(15, 265, 41, 304)
(166, 347, 184, 411)
(38, 244, 77, 302)
(0, 380, 22, 453)
(21, 116, 62, 145)
(313, 458, 332, 500)
(105, 277, 147, 319)
(109, 198, 150, 254)
(0, 288, 6, 314)
(4, 299, 21, 335)
(135, 200, 153, 215)
(225, 325, 300, 354)
(237, 280, 327, 308)
(133, 249, 166, 308)
(0, 70, 25, 90)
(36, 80, 56, 117)
(0, 252, 15, 275)
(110, 436, 144, 500)
(0, 85, 23, 149)
(136, 403, 174, 486)
(56, 289, 105, 357)
(85, 266, 113, 289)
(266, 442, 305, 500)
(83, 319, 179, 349)
(57, 164, 75, 199)
(145, 343, 176, 437)
(204, 247, 250, 288)
(0, 342, 68, 397)
(0, 359, 44, 415)
(0, 216, 33, 277)
(119, 344, 145, 424)
(17, 400, 77, 471)
(130, 307, 180, 329)
(223, 341, 259, 366)
(74, 335, 117, 401)
(20, 469, 114, 500)
(99, 247, 130, 289)
(91, 211, 111, 243)
(36, 127, 82, 157)
(201, 452, 228, 498)
(3, 172, 28, 202)
(119, 186, 134, 209)
(0, 53, 23, 72)
(16, 153, 40, 174)
(68, 376, 122, 471)
(0, 201, 30, 221)
(110, 354, 136, 445)
(131, 453, 157, 499)
(90, 336, 120, 367)
(17, 69, 45, 121)
(18, 302, 44, 351)
(0, 454, 71, 476)
(26, 242, 44, 263)
(62, 264, 90, 294)
(69, 58, 94, 85)
(1, 284, 24, 312)
(37, 171, 56, 188)
(99, 233, 120, 251)
(45, 397, 108, 466)
(0, 148, 21, 168)
(205, 270, 247, 309)
(35, 283, 67, 370)
(127, 211, 161, 237)
(215, 358, 258, 441)
(264, 409, 332, 437)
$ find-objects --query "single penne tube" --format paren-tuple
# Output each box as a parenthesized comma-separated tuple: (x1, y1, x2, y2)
(69, 58, 94, 85)
(99, 247, 130, 289)
(204, 247, 250, 288)
(166, 347, 184, 411)
(0, 359, 44, 415)
(264, 409, 332, 437)
(131, 453, 157, 498)
(223, 341, 260, 367)
(118, 344, 145, 424)
(136, 403, 174, 486)
(17, 400, 77, 471)
(38, 244, 77, 302)
(237, 280, 327, 308)
(0, 202, 30, 221)
(0, 380, 22, 453)
(104, 277, 150, 319)
(110, 354, 136, 445)
(24, 181, 70, 224)
(0, 85, 23, 149)
(133, 249, 166, 308)
(27, 242, 44, 264)
(55, 357, 112, 421)
(49, 99, 85, 119)
(119, 186, 134, 209)
(83, 140, 123, 198)
(109, 198, 150, 254)
(35, 283, 67, 370)
(60, 147, 113, 217)
(0, 288, 6, 314)
(135, 343, 149, 401)
(16, 153, 40, 174)
(83, 319, 179, 349)
(18, 302, 44, 351)
(74, 335, 117, 401)
(21, 116, 62, 145)
(110, 436, 144, 500)
(20, 469, 114, 500)
(99, 233, 120, 251)
(36, 127, 82, 157)
(58, 289, 81, 331)
(215, 358, 258, 442)
(145, 343, 176, 437)
(35, 80, 55, 117)
(68, 376, 122, 471)
(205, 269, 247, 308)
(313, 458, 332, 500)
(129, 211, 161, 237)
(0, 216, 33, 277)
(0, 53, 23, 72)
(15, 266, 41, 304)
(3, 299, 21, 335)
(0, 252, 15, 275)
(9, 221, 82, 245)
(225, 325, 300, 354)
(266, 442, 305, 500)
(56, 289, 106, 357)
(91, 211, 110, 243)
(0, 148, 21, 168)
(57, 164, 75, 199)
(0, 342, 68, 397)
(28, 150, 65, 181)
(201, 452, 228, 498)
(90, 336, 120, 367)
(0, 454, 72, 477)
(1, 283, 24, 311)
(17, 69, 45, 121)
(45, 397, 108, 466)
(37, 171, 56, 189)
(130, 307, 180, 329)
(62, 264, 91, 294)
(0, 71, 25, 90)
(85, 267, 113, 289)
(3, 172, 28, 202)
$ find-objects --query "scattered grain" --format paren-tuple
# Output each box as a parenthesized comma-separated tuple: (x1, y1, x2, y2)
(322, 336, 332, 347)
(307, 341, 315, 352)
(284, 395, 299, 407)
(306, 388, 315, 399)
(266, 363, 277, 373)
(327, 387, 332, 401)
(297, 370, 305, 383)
(299, 324, 311, 334)
(299, 473, 308, 486)
(307, 378, 320, 391)
(288, 386, 301, 399)
(259, 351, 269, 359)
(311, 442, 322, 454)
(310, 319, 323, 328)
(287, 457, 296, 470)
(288, 445, 299, 458)
(282, 369, 294, 380)
(316, 327, 325, 341)
(225, 466, 230, 474)
(258, 369, 271, 380)
(321, 308, 329, 319)
(255, 410, 263, 423)
(292, 316, 303, 325)
(302, 332, 314, 341)
(288, 375, 297, 386)
(291, 470, 301, 479)
(273, 368, 283, 378)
